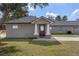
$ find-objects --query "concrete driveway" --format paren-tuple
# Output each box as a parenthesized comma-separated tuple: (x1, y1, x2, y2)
(53, 37, 79, 41)
(33, 37, 79, 41)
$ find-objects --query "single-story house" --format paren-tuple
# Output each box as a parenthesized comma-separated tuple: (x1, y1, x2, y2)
(5, 16, 79, 38)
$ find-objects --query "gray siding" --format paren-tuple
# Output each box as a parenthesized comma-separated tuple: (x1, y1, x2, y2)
(6, 24, 35, 38)
(50, 25, 79, 34)
(6, 23, 79, 38)
(73, 26, 79, 34)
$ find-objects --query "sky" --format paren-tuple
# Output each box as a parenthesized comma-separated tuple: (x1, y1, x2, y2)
(0, 3, 79, 21)
(28, 3, 79, 21)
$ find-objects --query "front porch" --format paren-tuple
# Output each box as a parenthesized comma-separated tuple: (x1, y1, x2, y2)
(33, 24, 51, 38)
(32, 16, 52, 38)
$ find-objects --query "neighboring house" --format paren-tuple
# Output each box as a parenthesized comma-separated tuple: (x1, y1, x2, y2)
(5, 16, 79, 38)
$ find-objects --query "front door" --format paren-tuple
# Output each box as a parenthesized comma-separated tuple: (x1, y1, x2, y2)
(39, 24, 45, 37)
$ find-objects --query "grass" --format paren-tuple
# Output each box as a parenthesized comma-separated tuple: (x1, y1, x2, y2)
(0, 38, 79, 56)
(51, 34, 79, 37)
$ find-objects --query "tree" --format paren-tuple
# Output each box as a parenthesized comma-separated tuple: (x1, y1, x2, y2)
(0, 4, 27, 23)
(55, 15, 62, 21)
(30, 3, 48, 9)
(0, 3, 48, 23)
(62, 16, 67, 21)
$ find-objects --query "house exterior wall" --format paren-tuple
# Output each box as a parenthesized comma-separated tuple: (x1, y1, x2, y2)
(50, 25, 79, 34)
(6, 19, 49, 38)
(6, 24, 35, 38)
(74, 26, 79, 34)
(6, 23, 79, 38)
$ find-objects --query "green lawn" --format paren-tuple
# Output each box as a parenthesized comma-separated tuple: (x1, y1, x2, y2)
(0, 39, 79, 56)
(51, 34, 79, 37)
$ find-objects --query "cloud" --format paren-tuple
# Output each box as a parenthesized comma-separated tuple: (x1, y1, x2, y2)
(22, 5, 34, 11)
(28, 5, 34, 11)
(70, 9, 79, 20)
(46, 12, 58, 18)
(72, 9, 79, 15)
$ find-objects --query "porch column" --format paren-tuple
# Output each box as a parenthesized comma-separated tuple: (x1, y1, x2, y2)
(34, 24, 39, 35)
(46, 24, 51, 35)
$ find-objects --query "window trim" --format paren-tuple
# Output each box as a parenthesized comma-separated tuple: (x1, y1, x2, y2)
(12, 25, 18, 29)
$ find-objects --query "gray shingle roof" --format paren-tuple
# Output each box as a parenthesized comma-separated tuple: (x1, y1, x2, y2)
(5, 16, 53, 24)
(52, 21, 79, 26)
(5, 16, 36, 24)
(5, 16, 79, 26)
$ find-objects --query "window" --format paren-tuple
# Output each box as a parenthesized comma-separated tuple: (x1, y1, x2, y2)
(12, 25, 18, 29)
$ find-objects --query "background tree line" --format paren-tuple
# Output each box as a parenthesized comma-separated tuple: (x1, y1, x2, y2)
(47, 15, 68, 21)
(55, 15, 68, 21)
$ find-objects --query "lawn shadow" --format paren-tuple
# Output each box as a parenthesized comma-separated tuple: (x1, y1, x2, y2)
(1, 37, 61, 46)
(29, 37, 61, 46)
(1, 38, 33, 42)
(30, 41, 61, 46)
(0, 42, 8, 46)
(0, 46, 20, 56)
